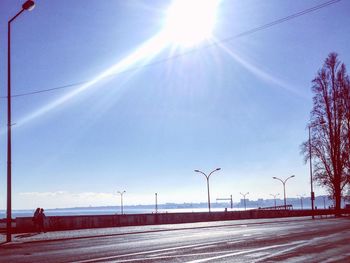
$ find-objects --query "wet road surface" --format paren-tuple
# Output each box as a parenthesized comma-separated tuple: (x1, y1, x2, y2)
(1, 217, 349, 262)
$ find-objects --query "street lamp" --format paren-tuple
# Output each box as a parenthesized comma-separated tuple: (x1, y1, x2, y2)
(6, 0, 35, 243)
(194, 168, 221, 212)
(272, 175, 295, 210)
(155, 193, 158, 213)
(308, 125, 315, 219)
(308, 119, 326, 219)
(297, 194, 305, 210)
(117, 191, 126, 214)
(240, 192, 249, 210)
(270, 193, 280, 209)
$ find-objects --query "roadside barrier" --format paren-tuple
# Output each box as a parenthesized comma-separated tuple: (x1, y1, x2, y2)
(13, 208, 343, 233)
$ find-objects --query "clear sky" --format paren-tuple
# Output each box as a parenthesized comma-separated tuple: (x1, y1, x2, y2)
(0, 0, 349, 209)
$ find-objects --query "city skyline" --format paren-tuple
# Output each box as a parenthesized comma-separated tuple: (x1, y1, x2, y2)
(0, 0, 349, 209)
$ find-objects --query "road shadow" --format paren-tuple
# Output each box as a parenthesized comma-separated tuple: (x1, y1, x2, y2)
(15, 233, 40, 239)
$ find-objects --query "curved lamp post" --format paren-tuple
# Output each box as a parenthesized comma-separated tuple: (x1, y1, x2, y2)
(297, 194, 305, 210)
(270, 193, 280, 209)
(272, 175, 295, 210)
(7, 0, 35, 243)
(240, 192, 249, 210)
(117, 191, 126, 214)
(194, 168, 221, 212)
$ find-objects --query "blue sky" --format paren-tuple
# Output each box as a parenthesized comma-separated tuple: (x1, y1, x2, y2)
(0, 0, 349, 209)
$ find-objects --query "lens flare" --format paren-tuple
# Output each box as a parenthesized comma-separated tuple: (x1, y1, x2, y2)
(163, 0, 220, 47)
(16, 1, 221, 128)
(17, 33, 169, 128)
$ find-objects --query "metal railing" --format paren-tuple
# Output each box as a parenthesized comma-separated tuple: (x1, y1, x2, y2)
(257, 205, 293, 210)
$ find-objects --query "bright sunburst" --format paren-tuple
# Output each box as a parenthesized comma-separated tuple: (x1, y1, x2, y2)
(17, 1, 220, 127)
(163, 0, 220, 47)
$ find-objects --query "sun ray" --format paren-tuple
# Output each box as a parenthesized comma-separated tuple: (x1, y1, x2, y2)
(15, 1, 222, 129)
(16, 33, 170, 128)
(214, 39, 307, 99)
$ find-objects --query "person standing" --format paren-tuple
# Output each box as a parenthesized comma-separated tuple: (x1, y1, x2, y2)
(37, 208, 46, 233)
(32, 208, 40, 232)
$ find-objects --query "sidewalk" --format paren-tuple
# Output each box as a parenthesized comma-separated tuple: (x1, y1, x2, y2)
(0, 216, 325, 245)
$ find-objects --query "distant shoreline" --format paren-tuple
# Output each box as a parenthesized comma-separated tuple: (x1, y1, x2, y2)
(0, 204, 314, 219)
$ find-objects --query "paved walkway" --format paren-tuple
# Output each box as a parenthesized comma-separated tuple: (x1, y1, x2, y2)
(0, 216, 320, 245)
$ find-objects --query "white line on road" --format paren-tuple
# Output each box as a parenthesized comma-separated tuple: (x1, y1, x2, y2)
(225, 240, 241, 245)
(96, 253, 227, 262)
(115, 251, 232, 262)
(254, 230, 350, 262)
(253, 239, 309, 262)
(193, 245, 218, 250)
(184, 241, 306, 263)
(72, 239, 227, 263)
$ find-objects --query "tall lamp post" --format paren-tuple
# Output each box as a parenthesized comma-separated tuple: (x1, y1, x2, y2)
(155, 193, 158, 213)
(307, 119, 326, 218)
(194, 168, 221, 213)
(297, 194, 305, 210)
(117, 191, 126, 214)
(308, 125, 315, 219)
(270, 193, 280, 209)
(7, 0, 35, 243)
(272, 175, 295, 210)
(240, 192, 249, 210)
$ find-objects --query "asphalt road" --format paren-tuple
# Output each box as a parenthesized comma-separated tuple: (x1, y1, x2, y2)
(1, 217, 350, 262)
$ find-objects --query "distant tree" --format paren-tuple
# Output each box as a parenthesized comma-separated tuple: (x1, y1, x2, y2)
(301, 53, 350, 215)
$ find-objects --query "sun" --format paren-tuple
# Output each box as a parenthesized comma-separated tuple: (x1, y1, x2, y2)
(162, 0, 220, 48)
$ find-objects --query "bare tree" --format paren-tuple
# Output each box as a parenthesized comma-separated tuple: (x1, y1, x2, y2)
(301, 53, 349, 215)
(341, 68, 350, 185)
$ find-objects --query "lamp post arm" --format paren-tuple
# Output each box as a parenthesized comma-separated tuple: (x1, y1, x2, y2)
(285, 175, 295, 184)
(118, 191, 126, 196)
(273, 177, 284, 184)
(9, 9, 25, 24)
(195, 170, 208, 179)
(208, 169, 220, 178)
